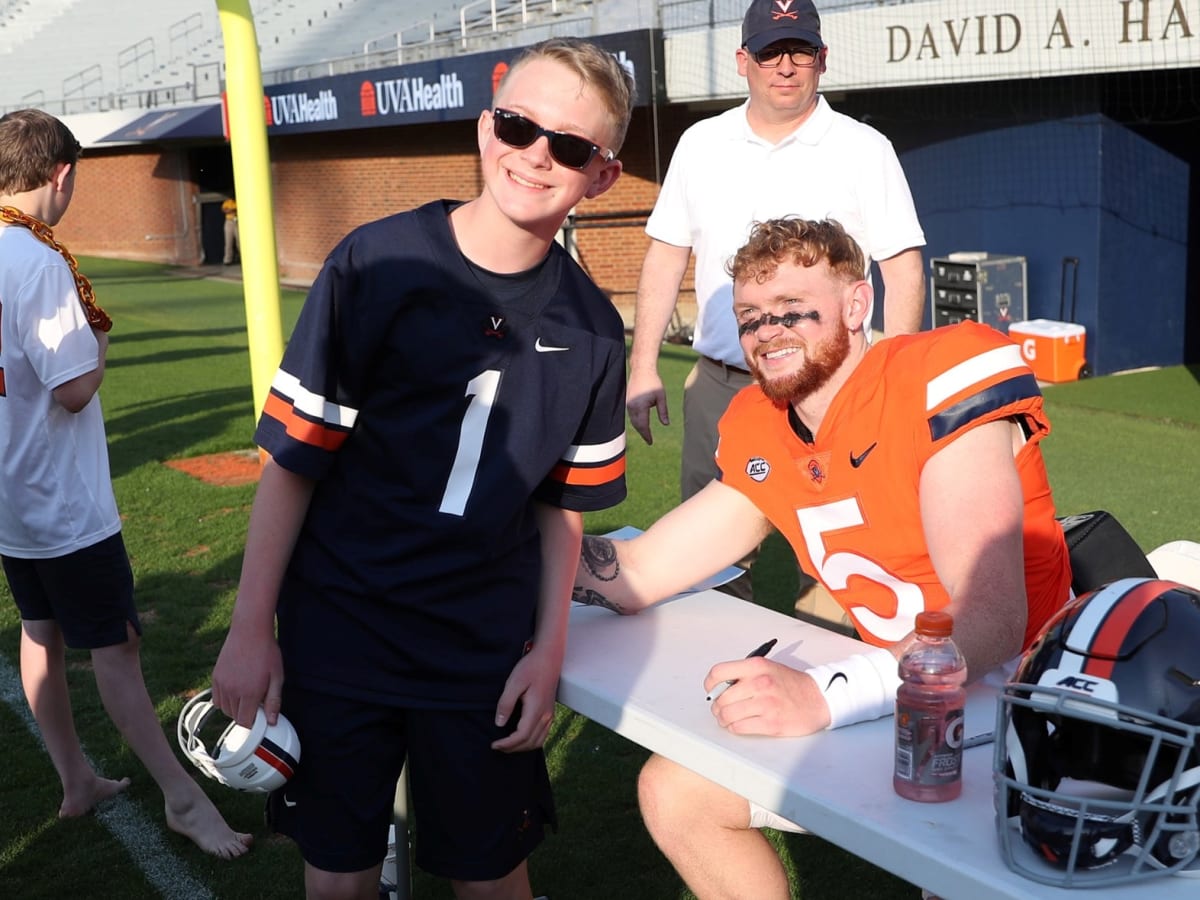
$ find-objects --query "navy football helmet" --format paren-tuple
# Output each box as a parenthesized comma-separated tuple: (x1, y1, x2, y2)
(995, 578, 1200, 887)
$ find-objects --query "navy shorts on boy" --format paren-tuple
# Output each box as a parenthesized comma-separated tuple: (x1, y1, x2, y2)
(268, 684, 554, 879)
(2, 532, 140, 649)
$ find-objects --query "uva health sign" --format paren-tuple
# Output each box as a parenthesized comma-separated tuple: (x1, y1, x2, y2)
(257, 30, 661, 136)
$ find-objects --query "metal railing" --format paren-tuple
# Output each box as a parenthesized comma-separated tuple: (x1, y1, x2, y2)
(117, 38, 156, 89)
(459, 0, 553, 48)
(363, 19, 435, 66)
(62, 64, 103, 102)
(168, 12, 205, 62)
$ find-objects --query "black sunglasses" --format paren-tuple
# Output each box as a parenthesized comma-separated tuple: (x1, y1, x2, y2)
(492, 108, 613, 170)
(752, 44, 821, 68)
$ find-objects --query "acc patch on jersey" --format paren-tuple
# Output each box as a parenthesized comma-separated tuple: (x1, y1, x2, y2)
(745, 457, 770, 482)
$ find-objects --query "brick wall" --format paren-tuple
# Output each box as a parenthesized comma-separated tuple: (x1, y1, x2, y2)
(269, 121, 486, 284)
(574, 105, 697, 326)
(57, 147, 201, 265)
(570, 106, 654, 325)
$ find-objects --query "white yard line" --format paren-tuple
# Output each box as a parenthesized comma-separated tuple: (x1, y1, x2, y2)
(0, 652, 214, 900)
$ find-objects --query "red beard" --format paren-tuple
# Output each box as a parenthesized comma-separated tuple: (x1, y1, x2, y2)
(749, 316, 851, 407)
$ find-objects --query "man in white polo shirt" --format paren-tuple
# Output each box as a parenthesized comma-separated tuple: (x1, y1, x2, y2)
(627, 0, 926, 623)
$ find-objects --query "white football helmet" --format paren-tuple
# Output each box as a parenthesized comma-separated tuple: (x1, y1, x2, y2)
(177, 688, 300, 793)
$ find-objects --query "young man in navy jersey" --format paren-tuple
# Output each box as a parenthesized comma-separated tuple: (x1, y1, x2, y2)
(210, 38, 633, 900)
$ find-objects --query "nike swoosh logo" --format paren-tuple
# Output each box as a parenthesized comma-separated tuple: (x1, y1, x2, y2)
(535, 338, 569, 353)
(826, 672, 848, 690)
(849, 442, 877, 468)
(283, 795, 297, 808)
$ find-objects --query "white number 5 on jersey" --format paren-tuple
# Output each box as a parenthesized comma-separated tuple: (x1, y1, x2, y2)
(796, 498, 925, 644)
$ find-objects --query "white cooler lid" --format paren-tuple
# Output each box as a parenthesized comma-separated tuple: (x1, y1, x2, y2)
(1009, 318, 1085, 338)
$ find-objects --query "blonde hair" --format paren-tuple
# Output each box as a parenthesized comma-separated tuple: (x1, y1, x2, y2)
(728, 218, 866, 286)
(500, 38, 636, 154)
(0, 109, 81, 194)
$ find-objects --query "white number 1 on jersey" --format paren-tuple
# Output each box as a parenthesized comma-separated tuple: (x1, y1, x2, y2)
(439, 369, 502, 516)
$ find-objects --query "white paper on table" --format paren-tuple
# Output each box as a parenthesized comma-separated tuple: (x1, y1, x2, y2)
(602, 526, 746, 596)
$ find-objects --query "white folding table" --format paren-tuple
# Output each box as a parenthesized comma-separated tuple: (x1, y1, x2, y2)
(557, 589, 1197, 899)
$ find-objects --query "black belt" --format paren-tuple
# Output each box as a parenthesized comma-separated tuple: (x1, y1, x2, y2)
(701, 355, 751, 376)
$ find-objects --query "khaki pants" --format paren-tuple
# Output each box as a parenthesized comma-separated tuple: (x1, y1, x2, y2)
(223, 216, 239, 264)
(681, 357, 755, 601)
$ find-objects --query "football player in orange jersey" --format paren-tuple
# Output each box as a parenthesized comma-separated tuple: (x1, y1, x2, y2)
(573, 217, 1072, 900)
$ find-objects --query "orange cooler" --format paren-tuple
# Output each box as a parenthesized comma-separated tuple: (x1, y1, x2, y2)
(1009, 319, 1088, 382)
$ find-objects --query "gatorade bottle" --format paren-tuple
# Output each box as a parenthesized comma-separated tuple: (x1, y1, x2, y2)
(893, 610, 967, 801)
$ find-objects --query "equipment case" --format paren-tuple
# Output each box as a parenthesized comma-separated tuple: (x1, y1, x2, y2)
(929, 253, 1027, 334)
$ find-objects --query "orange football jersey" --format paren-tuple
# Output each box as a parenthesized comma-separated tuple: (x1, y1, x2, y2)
(717, 321, 1071, 649)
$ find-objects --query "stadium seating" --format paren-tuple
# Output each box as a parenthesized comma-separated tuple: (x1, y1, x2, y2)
(2, 0, 878, 114)
(0, 0, 604, 114)
(0, 0, 72, 55)
(0, 1, 219, 112)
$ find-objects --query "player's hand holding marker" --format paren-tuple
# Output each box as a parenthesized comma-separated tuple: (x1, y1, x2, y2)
(706, 638, 778, 701)
(706, 637, 849, 736)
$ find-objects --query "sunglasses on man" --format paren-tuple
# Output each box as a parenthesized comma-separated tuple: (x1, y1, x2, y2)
(751, 44, 821, 68)
(492, 108, 614, 170)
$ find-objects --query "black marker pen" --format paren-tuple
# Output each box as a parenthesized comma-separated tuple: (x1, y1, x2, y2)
(707, 638, 778, 701)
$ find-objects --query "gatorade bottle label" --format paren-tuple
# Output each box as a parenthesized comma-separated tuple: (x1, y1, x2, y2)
(895, 704, 964, 787)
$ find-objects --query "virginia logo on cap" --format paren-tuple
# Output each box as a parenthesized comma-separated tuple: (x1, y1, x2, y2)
(772, 0, 799, 21)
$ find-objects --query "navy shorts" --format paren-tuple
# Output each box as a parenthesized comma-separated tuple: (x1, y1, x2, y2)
(2, 533, 141, 649)
(267, 683, 556, 881)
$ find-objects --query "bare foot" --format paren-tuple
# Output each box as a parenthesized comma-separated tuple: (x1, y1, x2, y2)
(59, 774, 132, 817)
(165, 782, 253, 859)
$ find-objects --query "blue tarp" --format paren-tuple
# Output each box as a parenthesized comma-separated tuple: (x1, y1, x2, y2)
(98, 104, 223, 143)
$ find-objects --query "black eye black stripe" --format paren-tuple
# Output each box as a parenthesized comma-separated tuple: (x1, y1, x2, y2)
(737, 310, 820, 336)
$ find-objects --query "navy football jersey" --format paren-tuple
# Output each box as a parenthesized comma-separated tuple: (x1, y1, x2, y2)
(256, 200, 627, 708)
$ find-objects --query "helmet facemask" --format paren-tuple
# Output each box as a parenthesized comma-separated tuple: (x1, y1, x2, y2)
(997, 684, 1200, 884)
(177, 689, 301, 793)
(994, 578, 1200, 887)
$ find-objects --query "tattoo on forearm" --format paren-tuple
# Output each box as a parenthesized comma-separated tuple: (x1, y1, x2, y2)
(581, 536, 619, 582)
(574, 537, 624, 612)
(572, 587, 625, 613)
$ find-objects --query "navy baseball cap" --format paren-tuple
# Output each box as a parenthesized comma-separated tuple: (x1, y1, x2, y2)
(741, 0, 824, 54)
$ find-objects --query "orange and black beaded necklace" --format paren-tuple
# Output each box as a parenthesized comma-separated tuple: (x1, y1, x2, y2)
(0, 204, 112, 332)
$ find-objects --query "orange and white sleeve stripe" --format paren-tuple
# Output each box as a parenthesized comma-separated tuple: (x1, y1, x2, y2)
(548, 433, 626, 490)
(260, 369, 358, 452)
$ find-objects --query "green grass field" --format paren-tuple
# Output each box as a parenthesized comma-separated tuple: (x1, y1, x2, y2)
(1, 258, 1198, 899)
